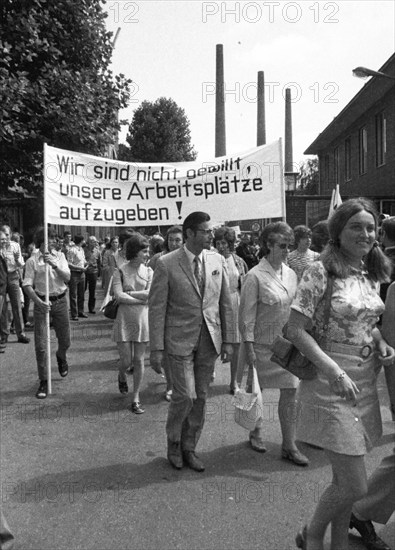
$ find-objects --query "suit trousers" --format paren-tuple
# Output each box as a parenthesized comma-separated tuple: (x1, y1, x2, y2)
(166, 322, 218, 451)
(353, 447, 395, 524)
(85, 271, 98, 312)
(0, 271, 24, 340)
(34, 295, 71, 381)
(69, 272, 85, 318)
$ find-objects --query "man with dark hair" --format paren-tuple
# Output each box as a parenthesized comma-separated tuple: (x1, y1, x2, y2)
(66, 234, 87, 320)
(22, 228, 71, 399)
(0, 224, 29, 345)
(149, 211, 234, 471)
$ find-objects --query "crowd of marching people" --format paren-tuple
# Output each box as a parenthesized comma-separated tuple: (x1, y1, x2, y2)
(1, 199, 395, 550)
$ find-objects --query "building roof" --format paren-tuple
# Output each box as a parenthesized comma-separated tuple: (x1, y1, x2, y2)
(304, 53, 395, 155)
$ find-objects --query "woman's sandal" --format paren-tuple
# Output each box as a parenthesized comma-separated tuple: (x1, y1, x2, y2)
(249, 433, 267, 453)
(131, 401, 145, 414)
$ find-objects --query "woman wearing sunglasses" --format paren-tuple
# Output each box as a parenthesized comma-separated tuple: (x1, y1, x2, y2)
(238, 221, 309, 465)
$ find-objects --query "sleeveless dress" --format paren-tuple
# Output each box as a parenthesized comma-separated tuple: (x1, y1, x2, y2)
(112, 263, 153, 343)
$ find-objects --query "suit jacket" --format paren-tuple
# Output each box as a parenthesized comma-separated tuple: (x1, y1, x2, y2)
(148, 247, 234, 356)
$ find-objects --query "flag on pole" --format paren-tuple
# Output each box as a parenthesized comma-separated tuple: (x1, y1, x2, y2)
(328, 184, 342, 218)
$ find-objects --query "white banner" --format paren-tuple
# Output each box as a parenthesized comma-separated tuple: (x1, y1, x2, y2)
(44, 140, 285, 227)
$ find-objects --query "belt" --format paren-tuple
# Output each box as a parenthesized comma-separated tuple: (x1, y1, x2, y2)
(321, 341, 375, 359)
(36, 291, 66, 302)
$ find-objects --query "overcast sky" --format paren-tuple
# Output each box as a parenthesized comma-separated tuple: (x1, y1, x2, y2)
(105, 0, 394, 166)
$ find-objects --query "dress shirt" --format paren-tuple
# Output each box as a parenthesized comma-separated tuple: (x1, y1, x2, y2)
(23, 250, 69, 296)
(67, 245, 86, 270)
(184, 245, 204, 277)
(0, 241, 24, 273)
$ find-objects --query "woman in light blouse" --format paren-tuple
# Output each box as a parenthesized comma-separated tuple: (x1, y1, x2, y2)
(238, 222, 309, 465)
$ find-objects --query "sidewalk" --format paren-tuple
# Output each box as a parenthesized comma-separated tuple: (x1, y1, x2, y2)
(1, 286, 394, 550)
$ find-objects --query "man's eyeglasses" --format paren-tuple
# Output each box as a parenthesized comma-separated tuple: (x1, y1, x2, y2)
(197, 229, 214, 235)
(277, 243, 292, 250)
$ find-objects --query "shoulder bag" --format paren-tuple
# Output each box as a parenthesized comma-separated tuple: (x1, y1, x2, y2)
(270, 276, 334, 380)
(102, 270, 123, 320)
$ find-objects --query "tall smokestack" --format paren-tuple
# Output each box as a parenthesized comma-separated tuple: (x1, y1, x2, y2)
(215, 44, 226, 157)
(284, 87, 293, 173)
(257, 71, 266, 146)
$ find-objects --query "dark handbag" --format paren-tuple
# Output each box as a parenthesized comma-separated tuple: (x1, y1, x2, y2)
(270, 276, 334, 380)
(103, 298, 118, 319)
(270, 335, 317, 379)
(102, 269, 123, 320)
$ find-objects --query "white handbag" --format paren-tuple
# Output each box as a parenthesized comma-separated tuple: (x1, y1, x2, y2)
(232, 365, 263, 431)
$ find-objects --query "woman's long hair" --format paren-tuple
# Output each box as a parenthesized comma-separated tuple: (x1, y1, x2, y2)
(321, 197, 391, 282)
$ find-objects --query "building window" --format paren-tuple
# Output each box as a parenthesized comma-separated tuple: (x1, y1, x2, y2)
(345, 137, 351, 181)
(324, 154, 329, 189)
(334, 147, 339, 184)
(375, 112, 386, 167)
(359, 127, 367, 175)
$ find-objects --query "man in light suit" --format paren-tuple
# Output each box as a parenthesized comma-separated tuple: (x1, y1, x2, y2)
(149, 212, 234, 471)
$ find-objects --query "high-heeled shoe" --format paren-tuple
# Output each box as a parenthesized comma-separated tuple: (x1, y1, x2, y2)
(131, 401, 145, 414)
(295, 524, 307, 549)
(282, 447, 309, 466)
(118, 374, 128, 394)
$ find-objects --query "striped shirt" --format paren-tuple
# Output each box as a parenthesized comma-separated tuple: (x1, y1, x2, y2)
(288, 249, 320, 282)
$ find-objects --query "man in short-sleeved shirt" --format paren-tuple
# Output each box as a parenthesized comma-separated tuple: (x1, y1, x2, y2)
(23, 228, 71, 399)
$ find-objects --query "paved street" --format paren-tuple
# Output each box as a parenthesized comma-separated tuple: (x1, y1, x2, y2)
(1, 287, 394, 550)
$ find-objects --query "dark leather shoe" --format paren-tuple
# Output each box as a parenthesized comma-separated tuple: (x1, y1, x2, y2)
(295, 525, 307, 549)
(183, 450, 205, 472)
(36, 380, 48, 399)
(349, 513, 391, 550)
(56, 354, 69, 378)
(78, 312, 88, 318)
(167, 439, 183, 470)
(18, 335, 30, 344)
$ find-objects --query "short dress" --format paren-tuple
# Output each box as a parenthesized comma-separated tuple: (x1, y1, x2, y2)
(239, 257, 299, 389)
(291, 261, 385, 455)
(112, 263, 153, 343)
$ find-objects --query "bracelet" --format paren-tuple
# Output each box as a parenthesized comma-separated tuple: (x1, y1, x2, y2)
(333, 371, 346, 383)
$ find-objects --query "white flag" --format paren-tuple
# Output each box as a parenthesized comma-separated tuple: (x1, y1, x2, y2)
(328, 184, 342, 218)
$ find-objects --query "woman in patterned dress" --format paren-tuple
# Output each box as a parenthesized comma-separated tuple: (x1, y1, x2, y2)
(214, 227, 248, 394)
(287, 198, 395, 550)
(112, 233, 152, 414)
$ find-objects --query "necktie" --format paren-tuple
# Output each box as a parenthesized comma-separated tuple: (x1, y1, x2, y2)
(193, 256, 204, 295)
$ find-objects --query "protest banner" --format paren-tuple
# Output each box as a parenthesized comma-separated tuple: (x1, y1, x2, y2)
(44, 140, 285, 227)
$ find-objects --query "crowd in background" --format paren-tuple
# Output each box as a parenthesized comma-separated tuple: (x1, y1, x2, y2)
(1, 203, 395, 550)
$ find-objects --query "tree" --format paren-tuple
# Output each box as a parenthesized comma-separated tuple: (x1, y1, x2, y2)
(0, 0, 132, 196)
(120, 97, 197, 162)
(297, 157, 319, 194)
